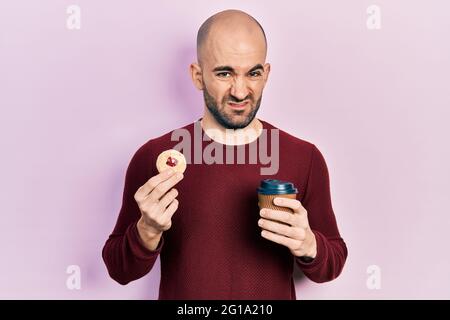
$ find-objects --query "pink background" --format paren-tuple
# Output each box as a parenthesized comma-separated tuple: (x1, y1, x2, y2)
(1, 0, 449, 299)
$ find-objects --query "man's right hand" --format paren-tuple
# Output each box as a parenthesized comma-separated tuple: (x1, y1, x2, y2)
(134, 169, 184, 251)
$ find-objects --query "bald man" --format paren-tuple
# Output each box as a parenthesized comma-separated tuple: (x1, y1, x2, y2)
(103, 9, 347, 300)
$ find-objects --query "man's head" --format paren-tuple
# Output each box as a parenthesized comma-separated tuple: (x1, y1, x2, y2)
(190, 9, 271, 129)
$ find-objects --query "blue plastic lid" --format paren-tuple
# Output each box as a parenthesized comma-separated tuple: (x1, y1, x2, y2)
(257, 179, 298, 195)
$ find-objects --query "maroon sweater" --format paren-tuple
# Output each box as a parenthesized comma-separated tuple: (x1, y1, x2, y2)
(102, 119, 347, 299)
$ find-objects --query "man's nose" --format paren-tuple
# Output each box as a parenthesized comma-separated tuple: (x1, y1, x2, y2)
(230, 77, 249, 101)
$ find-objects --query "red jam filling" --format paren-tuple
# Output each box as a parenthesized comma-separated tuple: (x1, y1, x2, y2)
(166, 156, 178, 167)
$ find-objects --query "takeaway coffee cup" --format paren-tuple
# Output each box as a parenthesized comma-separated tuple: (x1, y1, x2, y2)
(257, 179, 298, 213)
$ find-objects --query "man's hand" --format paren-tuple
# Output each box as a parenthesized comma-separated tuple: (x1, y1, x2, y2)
(134, 169, 184, 251)
(258, 197, 317, 259)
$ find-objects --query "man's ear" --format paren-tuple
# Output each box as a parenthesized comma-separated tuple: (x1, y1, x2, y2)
(263, 63, 271, 84)
(189, 63, 204, 90)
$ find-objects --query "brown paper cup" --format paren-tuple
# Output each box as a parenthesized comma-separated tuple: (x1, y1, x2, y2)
(258, 193, 297, 213)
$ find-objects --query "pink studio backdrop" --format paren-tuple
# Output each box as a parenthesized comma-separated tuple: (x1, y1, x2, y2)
(1, 0, 449, 299)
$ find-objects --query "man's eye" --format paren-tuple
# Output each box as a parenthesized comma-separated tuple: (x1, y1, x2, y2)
(216, 72, 231, 78)
(249, 71, 262, 77)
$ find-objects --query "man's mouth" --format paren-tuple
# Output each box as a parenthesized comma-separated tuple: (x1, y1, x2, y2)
(228, 101, 249, 110)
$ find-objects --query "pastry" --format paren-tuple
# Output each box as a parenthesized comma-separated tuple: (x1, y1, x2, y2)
(156, 149, 187, 174)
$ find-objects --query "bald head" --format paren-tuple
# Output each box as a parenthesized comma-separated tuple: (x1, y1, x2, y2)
(196, 9, 267, 66)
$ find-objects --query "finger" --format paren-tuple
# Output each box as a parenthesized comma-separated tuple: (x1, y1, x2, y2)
(260, 208, 293, 225)
(148, 172, 184, 202)
(162, 198, 179, 220)
(273, 197, 306, 214)
(135, 169, 176, 202)
(261, 230, 300, 250)
(158, 188, 178, 210)
(258, 218, 299, 239)
(150, 198, 179, 230)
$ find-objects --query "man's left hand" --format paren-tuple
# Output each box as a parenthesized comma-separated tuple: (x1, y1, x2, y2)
(258, 197, 317, 259)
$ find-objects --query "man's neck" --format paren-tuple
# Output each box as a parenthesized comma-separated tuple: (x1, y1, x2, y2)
(200, 109, 263, 146)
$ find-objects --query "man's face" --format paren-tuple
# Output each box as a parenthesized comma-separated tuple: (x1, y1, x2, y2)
(202, 78, 262, 130)
(196, 27, 270, 129)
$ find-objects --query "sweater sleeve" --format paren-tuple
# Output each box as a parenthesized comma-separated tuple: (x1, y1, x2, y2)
(102, 143, 164, 285)
(295, 144, 348, 283)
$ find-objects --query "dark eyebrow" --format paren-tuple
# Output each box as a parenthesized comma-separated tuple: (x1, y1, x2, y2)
(212, 66, 235, 73)
(248, 64, 264, 73)
(212, 64, 264, 73)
